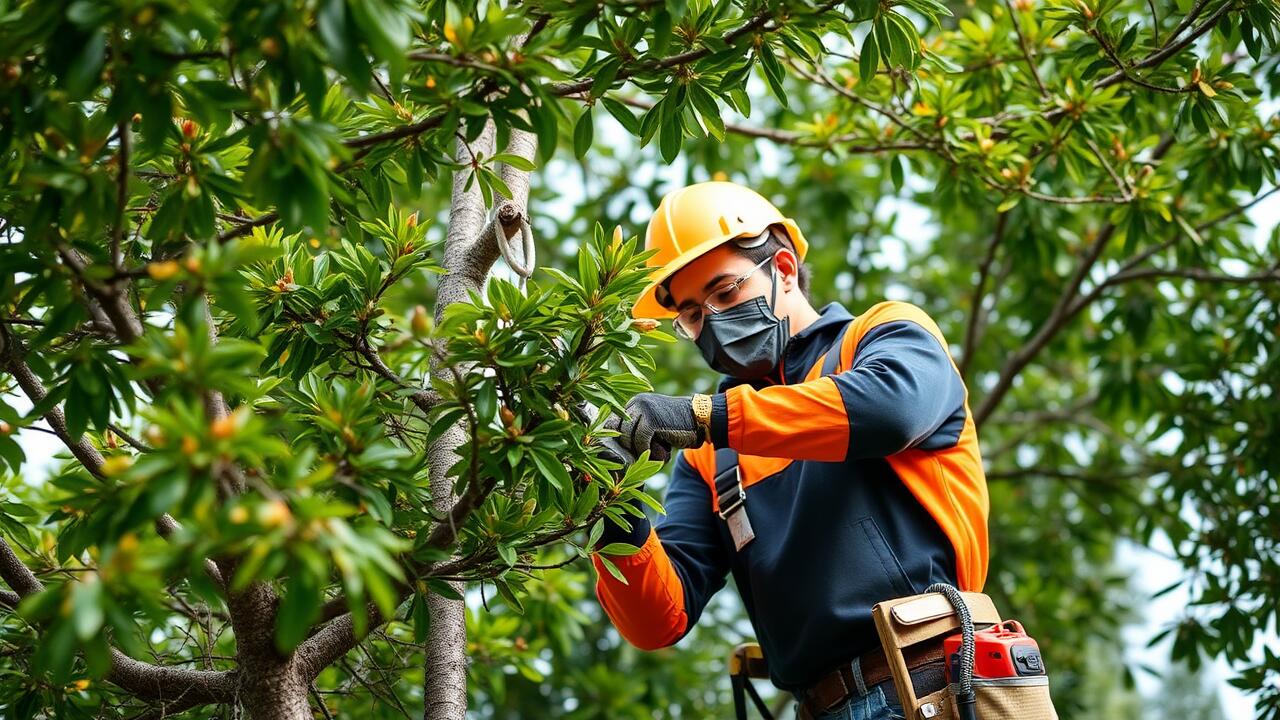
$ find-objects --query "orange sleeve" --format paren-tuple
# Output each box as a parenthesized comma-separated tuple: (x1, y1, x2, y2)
(592, 527, 688, 651)
(721, 378, 850, 461)
(713, 301, 969, 463)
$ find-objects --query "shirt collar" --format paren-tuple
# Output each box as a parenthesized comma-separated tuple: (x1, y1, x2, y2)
(791, 302, 854, 345)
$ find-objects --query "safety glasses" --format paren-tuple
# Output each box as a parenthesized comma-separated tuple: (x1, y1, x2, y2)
(672, 256, 774, 340)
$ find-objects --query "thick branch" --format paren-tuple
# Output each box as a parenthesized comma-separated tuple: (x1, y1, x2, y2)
(108, 648, 238, 709)
(295, 607, 381, 682)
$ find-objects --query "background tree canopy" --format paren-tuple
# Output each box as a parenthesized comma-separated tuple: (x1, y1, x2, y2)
(0, 0, 1278, 718)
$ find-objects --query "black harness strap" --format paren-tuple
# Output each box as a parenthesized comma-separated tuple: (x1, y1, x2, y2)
(820, 321, 852, 378)
(713, 447, 741, 514)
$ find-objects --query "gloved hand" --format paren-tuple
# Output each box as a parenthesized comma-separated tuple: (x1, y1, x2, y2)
(603, 393, 704, 463)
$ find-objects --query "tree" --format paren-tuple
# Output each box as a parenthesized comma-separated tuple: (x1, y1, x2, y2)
(1, 0, 1278, 719)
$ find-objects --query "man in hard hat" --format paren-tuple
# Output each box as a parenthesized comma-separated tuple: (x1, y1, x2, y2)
(594, 181, 989, 720)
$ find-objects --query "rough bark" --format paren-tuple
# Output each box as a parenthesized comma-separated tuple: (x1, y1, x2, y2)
(423, 119, 497, 720)
(421, 85, 538, 717)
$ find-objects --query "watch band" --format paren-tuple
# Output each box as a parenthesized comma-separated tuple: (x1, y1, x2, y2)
(691, 393, 713, 443)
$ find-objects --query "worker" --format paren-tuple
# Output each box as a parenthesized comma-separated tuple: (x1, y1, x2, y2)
(593, 181, 990, 720)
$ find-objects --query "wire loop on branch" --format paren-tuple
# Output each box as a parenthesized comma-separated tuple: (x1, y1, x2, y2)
(496, 204, 536, 285)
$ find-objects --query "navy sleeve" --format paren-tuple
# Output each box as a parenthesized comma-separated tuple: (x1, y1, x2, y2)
(655, 452, 732, 632)
(833, 320, 967, 460)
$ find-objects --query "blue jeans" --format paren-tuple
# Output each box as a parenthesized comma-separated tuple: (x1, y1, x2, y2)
(805, 684, 906, 720)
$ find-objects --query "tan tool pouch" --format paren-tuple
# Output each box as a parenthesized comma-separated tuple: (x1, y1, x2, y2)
(871, 586, 1059, 720)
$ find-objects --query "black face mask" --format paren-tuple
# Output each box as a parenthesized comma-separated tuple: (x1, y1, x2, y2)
(694, 264, 790, 380)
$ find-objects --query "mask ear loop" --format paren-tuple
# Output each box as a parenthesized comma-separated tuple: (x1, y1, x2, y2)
(767, 256, 779, 310)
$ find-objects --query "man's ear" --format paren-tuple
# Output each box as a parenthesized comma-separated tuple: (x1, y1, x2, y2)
(773, 249, 800, 292)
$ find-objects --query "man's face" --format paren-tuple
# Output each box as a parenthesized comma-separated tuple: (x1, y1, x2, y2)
(665, 244, 777, 341)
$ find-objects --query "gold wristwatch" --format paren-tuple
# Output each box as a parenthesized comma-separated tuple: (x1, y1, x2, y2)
(691, 393, 713, 444)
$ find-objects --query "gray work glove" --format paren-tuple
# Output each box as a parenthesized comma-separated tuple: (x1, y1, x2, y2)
(604, 393, 704, 463)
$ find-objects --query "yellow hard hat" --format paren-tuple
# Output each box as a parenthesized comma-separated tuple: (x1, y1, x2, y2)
(632, 181, 809, 319)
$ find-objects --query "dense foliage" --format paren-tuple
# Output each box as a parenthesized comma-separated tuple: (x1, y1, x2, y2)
(0, 0, 1278, 718)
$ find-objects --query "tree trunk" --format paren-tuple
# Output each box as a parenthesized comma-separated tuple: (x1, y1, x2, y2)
(423, 119, 497, 720)
(239, 663, 312, 720)
(424, 85, 536, 717)
(223, 568, 310, 719)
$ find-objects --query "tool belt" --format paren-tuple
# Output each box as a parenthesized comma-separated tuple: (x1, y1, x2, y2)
(796, 640, 946, 720)
(872, 585, 1060, 720)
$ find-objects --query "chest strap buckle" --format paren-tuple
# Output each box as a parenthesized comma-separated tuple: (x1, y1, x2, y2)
(717, 468, 746, 519)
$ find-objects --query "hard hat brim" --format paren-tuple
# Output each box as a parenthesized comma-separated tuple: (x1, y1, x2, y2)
(631, 218, 808, 319)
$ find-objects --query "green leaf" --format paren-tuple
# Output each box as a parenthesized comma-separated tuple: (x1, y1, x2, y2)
(531, 102, 559, 165)
(412, 590, 431, 643)
(530, 450, 573, 491)
(595, 553, 628, 585)
(758, 44, 789, 108)
(601, 97, 642, 136)
(598, 542, 642, 556)
(275, 575, 321, 652)
(860, 27, 880, 84)
(70, 581, 104, 641)
(64, 29, 106, 98)
(573, 107, 594, 159)
(890, 155, 906, 192)
(688, 85, 725, 141)
(659, 118, 682, 163)
(494, 579, 525, 613)
(492, 153, 537, 172)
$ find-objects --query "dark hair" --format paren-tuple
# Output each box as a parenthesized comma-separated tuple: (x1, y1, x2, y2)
(731, 224, 811, 298)
(657, 224, 811, 310)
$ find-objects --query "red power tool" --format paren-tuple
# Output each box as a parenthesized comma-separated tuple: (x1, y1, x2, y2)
(945, 619, 1046, 681)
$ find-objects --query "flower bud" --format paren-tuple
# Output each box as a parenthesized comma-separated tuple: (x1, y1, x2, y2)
(411, 305, 432, 336)
(101, 455, 133, 477)
(261, 499, 292, 529)
(210, 415, 237, 440)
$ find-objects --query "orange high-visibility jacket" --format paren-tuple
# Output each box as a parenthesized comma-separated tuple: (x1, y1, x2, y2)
(592, 301, 989, 692)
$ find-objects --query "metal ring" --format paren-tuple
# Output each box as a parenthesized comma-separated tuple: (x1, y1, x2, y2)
(497, 214, 536, 283)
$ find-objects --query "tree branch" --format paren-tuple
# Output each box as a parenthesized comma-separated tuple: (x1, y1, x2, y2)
(296, 607, 381, 683)
(1001, 0, 1048, 98)
(0, 537, 236, 709)
(0, 330, 225, 588)
(960, 212, 1007, 379)
(973, 135, 1175, 425)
